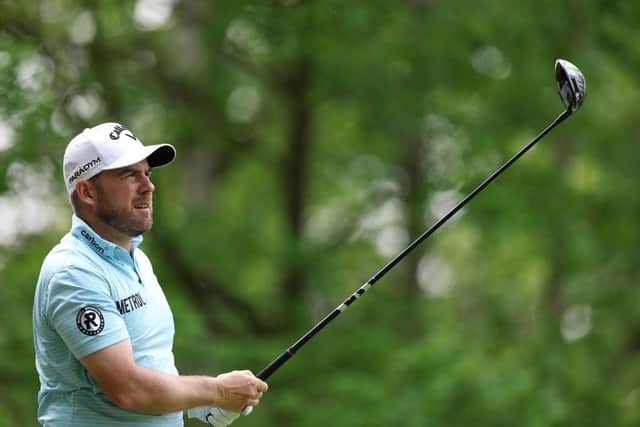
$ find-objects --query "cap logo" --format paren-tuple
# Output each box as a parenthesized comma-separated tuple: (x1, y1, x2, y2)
(109, 124, 138, 141)
(68, 157, 102, 184)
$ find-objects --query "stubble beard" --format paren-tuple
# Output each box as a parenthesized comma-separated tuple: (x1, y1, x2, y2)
(95, 190, 153, 238)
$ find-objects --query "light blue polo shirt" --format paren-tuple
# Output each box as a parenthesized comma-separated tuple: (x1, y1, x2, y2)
(33, 215, 183, 426)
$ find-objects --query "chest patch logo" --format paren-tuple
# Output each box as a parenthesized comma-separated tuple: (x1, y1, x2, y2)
(76, 306, 105, 336)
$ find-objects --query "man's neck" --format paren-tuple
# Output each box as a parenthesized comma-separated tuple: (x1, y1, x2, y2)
(77, 214, 133, 253)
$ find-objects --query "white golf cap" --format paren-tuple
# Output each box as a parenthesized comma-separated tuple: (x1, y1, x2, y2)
(63, 122, 176, 194)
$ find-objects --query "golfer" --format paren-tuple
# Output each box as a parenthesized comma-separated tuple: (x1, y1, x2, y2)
(33, 122, 267, 426)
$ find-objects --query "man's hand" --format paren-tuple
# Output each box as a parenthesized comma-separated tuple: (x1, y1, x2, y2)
(213, 370, 268, 412)
(188, 372, 267, 427)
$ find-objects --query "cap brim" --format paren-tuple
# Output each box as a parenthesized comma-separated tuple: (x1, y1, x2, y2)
(102, 144, 176, 171)
(147, 144, 176, 168)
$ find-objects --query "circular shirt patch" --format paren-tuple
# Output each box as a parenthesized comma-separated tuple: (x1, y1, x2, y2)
(76, 306, 105, 336)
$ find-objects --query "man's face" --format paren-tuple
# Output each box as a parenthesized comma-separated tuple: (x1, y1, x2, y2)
(91, 160, 155, 237)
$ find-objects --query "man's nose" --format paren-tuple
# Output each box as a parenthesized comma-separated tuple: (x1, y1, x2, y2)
(140, 174, 155, 193)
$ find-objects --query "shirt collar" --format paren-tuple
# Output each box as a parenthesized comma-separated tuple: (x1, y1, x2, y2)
(71, 215, 144, 261)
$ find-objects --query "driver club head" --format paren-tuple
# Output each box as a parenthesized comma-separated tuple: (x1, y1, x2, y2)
(555, 59, 586, 113)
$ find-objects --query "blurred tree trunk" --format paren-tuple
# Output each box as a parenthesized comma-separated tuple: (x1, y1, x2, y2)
(280, 58, 312, 305)
(402, 134, 428, 295)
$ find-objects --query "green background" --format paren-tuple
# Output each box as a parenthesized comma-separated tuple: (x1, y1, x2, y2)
(1, 1, 640, 426)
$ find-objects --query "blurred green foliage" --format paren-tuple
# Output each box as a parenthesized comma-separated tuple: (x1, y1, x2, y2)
(2, 0, 640, 426)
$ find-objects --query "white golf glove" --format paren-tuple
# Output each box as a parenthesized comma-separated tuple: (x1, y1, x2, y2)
(187, 406, 241, 427)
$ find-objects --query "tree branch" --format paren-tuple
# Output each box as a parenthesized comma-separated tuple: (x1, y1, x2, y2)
(150, 229, 273, 336)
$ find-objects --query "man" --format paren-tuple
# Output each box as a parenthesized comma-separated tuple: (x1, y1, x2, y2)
(33, 122, 267, 426)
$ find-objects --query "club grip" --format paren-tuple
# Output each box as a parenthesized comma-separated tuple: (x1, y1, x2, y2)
(256, 349, 294, 380)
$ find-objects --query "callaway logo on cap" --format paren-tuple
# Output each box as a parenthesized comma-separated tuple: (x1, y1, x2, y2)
(63, 122, 176, 194)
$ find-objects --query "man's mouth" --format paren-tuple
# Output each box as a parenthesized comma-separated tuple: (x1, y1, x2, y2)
(134, 202, 151, 211)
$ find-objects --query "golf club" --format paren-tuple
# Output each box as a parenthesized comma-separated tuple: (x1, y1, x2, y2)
(242, 58, 586, 416)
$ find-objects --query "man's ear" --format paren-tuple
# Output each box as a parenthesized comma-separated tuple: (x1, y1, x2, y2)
(75, 179, 98, 208)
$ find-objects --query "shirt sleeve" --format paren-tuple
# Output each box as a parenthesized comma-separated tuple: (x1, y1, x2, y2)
(47, 266, 130, 360)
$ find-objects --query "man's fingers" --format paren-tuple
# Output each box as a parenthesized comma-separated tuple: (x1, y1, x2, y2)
(256, 380, 268, 393)
(246, 389, 263, 405)
(217, 369, 267, 411)
(246, 381, 266, 407)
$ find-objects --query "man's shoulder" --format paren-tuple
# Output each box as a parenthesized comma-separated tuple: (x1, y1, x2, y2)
(40, 233, 107, 280)
(35, 234, 113, 319)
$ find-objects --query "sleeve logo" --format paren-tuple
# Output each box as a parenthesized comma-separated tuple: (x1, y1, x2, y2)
(76, 306, 105, 336)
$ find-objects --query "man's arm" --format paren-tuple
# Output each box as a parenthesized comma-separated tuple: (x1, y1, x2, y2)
(81, 339, 268, 414)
